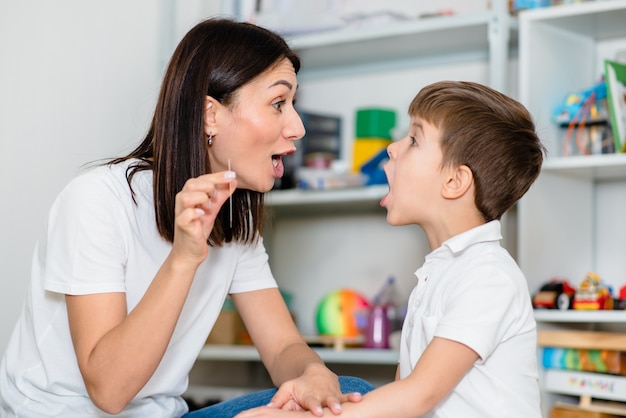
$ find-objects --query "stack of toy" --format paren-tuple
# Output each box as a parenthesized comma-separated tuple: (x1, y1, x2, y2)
(352, 108, 396, 185)
(539, 329, 626, 375)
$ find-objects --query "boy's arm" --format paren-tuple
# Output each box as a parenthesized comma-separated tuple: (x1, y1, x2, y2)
(340, 336, 479, 417)
(236, 336, 479, 418)
(388, 336, 479, 414)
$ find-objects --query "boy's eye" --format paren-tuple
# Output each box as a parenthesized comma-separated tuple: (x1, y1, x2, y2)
(409, 136, 417, 146)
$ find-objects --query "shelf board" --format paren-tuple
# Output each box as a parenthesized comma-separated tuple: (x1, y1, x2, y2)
(519, 0, 626, 39)
(198, 345, 399, 365)
(266, 185, 388, 215)
(543, 369, 626, 402)
(541, 154, 626, 181)
(287, 11, 501, 72)
(534, 310, 626, 323)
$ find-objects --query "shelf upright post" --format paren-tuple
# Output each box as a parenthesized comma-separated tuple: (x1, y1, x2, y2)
(488, 0, 511, 94)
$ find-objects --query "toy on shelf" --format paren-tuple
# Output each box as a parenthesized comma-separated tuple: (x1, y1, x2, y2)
(542, 346, 626, 376)
(352, 108, 395, 186)
(315, 288, 370, 338)
(615, 285, 626, 310)
(552, 80, 614, 157)
(573, 272, 614, 310)
(532, 277, 575, 310)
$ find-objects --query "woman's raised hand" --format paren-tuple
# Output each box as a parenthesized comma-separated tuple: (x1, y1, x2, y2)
(172, 170, 237, 265)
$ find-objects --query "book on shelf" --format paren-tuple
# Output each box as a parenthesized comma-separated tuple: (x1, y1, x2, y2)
(604, 60, 626, 154)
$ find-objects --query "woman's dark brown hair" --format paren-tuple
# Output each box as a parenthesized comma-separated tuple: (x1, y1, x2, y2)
(110, 18, 300, 246)
(409, 80, 545, 221)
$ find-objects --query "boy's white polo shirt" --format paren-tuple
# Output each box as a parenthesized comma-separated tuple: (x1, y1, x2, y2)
(399, 220, 540, 418)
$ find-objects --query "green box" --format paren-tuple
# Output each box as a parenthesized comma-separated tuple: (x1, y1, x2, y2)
(356, 108, 396, 139)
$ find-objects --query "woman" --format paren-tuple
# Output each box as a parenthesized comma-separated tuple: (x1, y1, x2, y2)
(0, 18, 371, 417)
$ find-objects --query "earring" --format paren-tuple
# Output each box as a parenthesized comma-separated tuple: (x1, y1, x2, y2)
(207, 133, 214, 146)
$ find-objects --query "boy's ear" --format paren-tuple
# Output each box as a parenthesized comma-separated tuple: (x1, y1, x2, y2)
(203, 96, 219, 136)
(442, 164, 473, 199)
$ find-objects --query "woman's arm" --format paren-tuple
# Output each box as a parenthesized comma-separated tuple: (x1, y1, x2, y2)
(66, 172, 236, 414)
(235, 336, 479, 418)
(233, 289, 357, 415)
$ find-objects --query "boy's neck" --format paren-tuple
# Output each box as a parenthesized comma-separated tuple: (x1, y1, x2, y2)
(423, 212, 487, 251)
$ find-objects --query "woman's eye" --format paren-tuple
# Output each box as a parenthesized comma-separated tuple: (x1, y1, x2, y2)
(273, 100, 286, 111)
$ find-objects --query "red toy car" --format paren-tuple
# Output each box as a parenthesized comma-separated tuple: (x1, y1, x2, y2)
(532, 278, 575, 310)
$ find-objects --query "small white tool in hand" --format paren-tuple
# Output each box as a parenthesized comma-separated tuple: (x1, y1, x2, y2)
(228, 159, 232, 228)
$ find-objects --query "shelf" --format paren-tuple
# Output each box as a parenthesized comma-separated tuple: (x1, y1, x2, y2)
(198, 345, 399, 365)
(543, 369, 626, 402)
(542, 154, 626, 181)
(288, 12, 496, 71)
(266, 185, 388, 215)
(286, 10, 516, 84)
(519, 0, 626, 39)
(534, 310, 626, 324)
(518, 1, 626, 158)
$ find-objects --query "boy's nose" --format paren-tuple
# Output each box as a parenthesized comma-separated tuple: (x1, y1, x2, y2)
(387, 141, 397, 159)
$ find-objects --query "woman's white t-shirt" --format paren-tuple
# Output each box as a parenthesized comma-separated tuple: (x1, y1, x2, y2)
(0, 160, 277, 417)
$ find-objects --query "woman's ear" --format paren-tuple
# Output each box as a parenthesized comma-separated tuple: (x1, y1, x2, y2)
(203, 96, 219, 136)
(442, 164, 473, 199)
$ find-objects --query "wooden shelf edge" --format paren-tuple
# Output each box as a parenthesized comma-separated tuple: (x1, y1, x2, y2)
(538, 329, 626, 351)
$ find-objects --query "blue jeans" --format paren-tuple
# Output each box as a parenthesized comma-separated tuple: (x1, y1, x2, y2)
(183, 376, 374, 418)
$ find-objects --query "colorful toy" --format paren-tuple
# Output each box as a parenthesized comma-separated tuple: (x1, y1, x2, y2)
(552, 80, 612, 156)
(553, 81, 607, 125)
(532, 278, 575, 310)
(543, 347, 626, 376)
(316, 289, 370, 337)
(615, 285, 626, 310)
(573, 272, 614, 310)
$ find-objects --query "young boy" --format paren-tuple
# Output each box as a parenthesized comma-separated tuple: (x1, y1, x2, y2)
(236, 81, 545, 418)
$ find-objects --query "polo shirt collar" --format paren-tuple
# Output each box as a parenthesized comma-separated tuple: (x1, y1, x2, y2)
(442, 220, 502, 256)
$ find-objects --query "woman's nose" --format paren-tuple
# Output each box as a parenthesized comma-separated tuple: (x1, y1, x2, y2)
(285, 109, 306, 141)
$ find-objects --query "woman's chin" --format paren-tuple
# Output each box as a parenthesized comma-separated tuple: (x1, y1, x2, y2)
(238, 178, 274, 193)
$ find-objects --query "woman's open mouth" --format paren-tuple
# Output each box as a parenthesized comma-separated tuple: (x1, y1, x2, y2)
(272, 154, 285, 178)
(272, 150, 296, 178)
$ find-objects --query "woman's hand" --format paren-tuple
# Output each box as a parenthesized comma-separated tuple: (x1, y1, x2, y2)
(171, 170, 236, 265)
(234, 290, 364, 417)
(267, 364, 362, 416)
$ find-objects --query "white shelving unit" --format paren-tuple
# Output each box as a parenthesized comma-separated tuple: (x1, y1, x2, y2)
(264, 0, 515, 338)
(518, 2, 626, 416)
(192, 0, 519, 404)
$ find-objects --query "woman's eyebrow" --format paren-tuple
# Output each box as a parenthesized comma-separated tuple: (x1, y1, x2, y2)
(268, 80, 293, 90)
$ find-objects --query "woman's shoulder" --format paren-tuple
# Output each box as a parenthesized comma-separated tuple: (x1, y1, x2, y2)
(65, 159, 146, 195)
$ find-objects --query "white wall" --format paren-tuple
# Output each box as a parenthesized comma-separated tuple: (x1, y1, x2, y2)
(0, 0, 214, 355)
(0, 0, 499, 354)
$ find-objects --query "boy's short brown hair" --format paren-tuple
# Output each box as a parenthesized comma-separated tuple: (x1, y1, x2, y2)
(409, 80, 545, 221)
